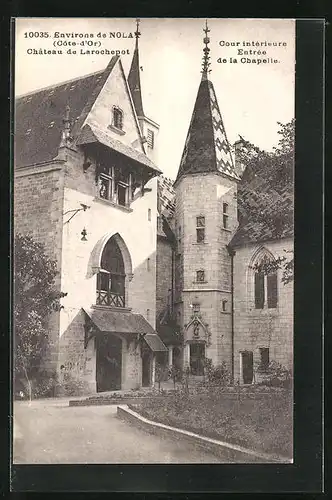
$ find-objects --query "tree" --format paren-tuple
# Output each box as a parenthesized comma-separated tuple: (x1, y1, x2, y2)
(14, 234, 67, 400)
(237, 119, 294, 284)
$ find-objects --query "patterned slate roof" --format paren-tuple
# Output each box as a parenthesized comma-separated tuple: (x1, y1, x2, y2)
(157, 176, 176, 240)
(176, 77, 239, 183)
(157, 176, 175, 219)
(230, 154, 294, 247)
(15, 57, 118, 168)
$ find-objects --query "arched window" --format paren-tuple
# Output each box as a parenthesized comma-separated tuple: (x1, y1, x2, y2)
(96, 237, 125, 307)
(251, 249, 278, 310)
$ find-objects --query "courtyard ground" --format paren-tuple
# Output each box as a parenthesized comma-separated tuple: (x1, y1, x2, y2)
(13, 399, 223, 464)
(133, 387, 293, 459)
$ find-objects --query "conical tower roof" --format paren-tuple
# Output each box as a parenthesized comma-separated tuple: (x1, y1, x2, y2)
(128, 19, 144, 118)
(175, 23, 239, 183)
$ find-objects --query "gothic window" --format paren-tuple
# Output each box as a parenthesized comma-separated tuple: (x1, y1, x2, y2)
(147, 129, 154, 149)
(112, 107, 123, 130)
(254, 271, 265, 309)
(96, 237, 125, 307)
(267, 272, 278, 308)
(196, 270, 205, 282)
(259, 347, 270, 371)
(254, 270, 278, 309)
(222, 202, 229, 229)
(252, 251, 278, 310)
(196, 216, 205, 242)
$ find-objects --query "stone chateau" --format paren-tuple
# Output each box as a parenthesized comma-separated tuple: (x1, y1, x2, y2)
(14, 22, 293, 393)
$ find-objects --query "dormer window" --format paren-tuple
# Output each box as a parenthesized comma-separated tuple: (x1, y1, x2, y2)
(112, 107, 123, 130)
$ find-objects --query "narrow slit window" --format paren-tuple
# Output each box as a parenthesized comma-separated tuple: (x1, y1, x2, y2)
(148, 208, 151, 221)
(222, 202, 229, 229)
(222, 299, 227, 312)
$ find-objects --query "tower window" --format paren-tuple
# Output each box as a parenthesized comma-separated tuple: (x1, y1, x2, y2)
(148, 208, 151, 221)
(112, 107, 123, 130)
(147, 129, 154, 149)
(222, 203, 229, 229)
(259, 347, 270, 371)
(196, 270, 205, 282)
(147, 258, 150, 271)
(196, 216, 205, 243)
(192, 303, 200, 314)
(222, 299, 227, 312)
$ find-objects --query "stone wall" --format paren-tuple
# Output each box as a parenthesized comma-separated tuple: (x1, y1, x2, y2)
(156, 236, 173, 320)
(14, 162, 65, 372)
(233, 238, 294, 383)
(174, 172, 238, 369)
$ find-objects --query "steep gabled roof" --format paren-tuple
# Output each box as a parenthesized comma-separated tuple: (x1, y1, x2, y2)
(230, 155, 294, 247)
(128, 37, 144, 118)
(175, 77, 239, 183)
(15, 57, 118, 168)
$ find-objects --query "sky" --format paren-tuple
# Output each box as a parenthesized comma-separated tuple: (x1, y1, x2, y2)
(15, 18, 295, 180)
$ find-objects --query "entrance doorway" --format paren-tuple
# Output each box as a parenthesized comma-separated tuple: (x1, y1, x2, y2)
(241, 351, 253, 384)
(96, 334, 122, 392)
(190, 343, 205, 376)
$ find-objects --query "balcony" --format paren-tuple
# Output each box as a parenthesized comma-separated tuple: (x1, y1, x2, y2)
(96, 290, 125, 308)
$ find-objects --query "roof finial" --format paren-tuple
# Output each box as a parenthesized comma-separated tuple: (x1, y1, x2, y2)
(201, 20, 211, 80)
(59, 104, 72, 147)
(135, 18, 141, 40)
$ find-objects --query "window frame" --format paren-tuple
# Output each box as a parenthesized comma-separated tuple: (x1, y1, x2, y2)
(196, 216, 205, 243)
(254, 269, 278, 310)
(112, 106, 124, 130)
(222, 202, 229, 229)
(97, 164, 132, 208)
(196, 270, 205, 283)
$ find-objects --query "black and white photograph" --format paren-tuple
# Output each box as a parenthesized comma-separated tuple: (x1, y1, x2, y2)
(13, 17, 295, 466)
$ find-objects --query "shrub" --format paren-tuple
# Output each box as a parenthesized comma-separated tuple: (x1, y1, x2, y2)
(56, 372, 90, 397)
(259, 360, 293, 389)
(203, 358, 231, 387)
